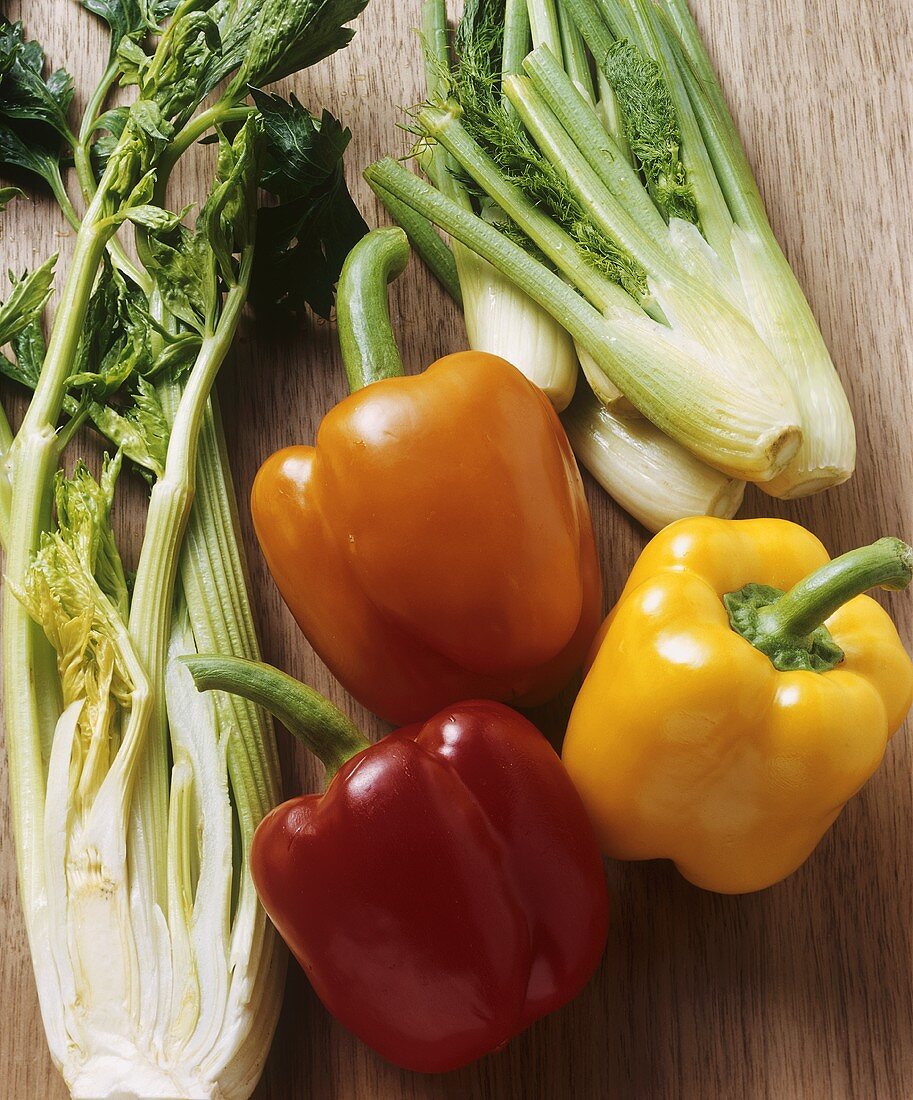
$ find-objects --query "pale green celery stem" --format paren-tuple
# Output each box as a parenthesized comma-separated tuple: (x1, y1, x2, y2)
(2, 204, 109, 935)
(419, 107, 633, 315)
(152, 83, 282, 813)
(70, 59, 151, 293)
(0, 400, 13, 546)
(522, 45, 665, 242)
(596, 69, 633, 163)
(74, 60, 119, 202)
(158, 103, 254, 191)
(374, 184, 463, 304)
(503, 0, 532, 81)
(656, 2, 768, 233)
(365, 158, 800, 480)
(177, 395, 282, 793)
(47, 162, 81, 231)
(53, 402, 90, 455)
(145, 110, 279, 876)
(557, 2, 596, 101)
(615, 0, 735, 263)
(503, 75, 676, 282)
(0, 398, 14, 454)
(127, 263, 252, 919)
(164, 392, 285, 1065)
(527, 0, 564, 57)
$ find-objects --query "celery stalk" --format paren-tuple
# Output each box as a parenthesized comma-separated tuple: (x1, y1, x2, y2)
(563, 383, 745, 530)
(655, 0, 856, 495)
(557, 1, 596, 100)
(366, 157, 800, 481)
(0, 4, 368, 1095)
(527, 0, 564, 57)
(419, 0, 579, 407)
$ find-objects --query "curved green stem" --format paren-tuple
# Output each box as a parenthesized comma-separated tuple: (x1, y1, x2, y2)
(68, 60, 153, 292)
(373, 185, 462, 305)
(47, 163, 80, 231)
(0, 400, 13, 548)
(760, 538, 913, 636)
(75, 60, 119, 202)
(157, 103, 254, 196)
(181, 655, 371, 783)
(725, 537, 913, 672)
(337, 226, 410, 392)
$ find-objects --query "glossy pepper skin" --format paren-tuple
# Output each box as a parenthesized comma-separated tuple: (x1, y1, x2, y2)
(182, 657, 609, 1074)
(251, 229, 601, 725)
(562, 517, 913, 894)
(253, 353, 601, 725)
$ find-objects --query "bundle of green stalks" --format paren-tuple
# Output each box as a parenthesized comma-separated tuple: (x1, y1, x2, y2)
(0, 2, 367, 1096)
(368, 0, 855, 530)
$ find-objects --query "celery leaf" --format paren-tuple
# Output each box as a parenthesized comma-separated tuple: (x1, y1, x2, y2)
(144, 223, 211, 332)
(0, 19, 74, 138)
(79, 0, 149, 59)
(0, 20, 74, 190)
(250, 90, 367, 320)
(0, 255, 56, 349)
(67, 259, 156, 399)
(88, 107, 130, 181)
(89, 377, 169, 482)
(54, 455, 129, 618)
(0, 185, 23, 211)
(229, 0, 368, 91)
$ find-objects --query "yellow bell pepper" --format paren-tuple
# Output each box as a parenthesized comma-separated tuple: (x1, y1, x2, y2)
(562, 517, 913, 893)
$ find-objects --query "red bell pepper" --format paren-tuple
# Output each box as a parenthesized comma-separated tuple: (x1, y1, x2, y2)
(183, 655, 609, 1073)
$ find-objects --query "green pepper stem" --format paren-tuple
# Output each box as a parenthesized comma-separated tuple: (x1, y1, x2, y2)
(757, 537, 913, 641)
(338, 226, 410, 393)
(181, 655, 371, 783)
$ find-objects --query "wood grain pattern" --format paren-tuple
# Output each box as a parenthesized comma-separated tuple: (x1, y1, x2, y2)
(1, 0, 911, 1096)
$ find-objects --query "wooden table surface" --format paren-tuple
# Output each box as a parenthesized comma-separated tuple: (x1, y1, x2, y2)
(2, 0, 911, 1097)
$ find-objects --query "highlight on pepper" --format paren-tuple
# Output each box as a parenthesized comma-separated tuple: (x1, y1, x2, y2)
(182, 654, 610, 1073)
(562, 517, 913, 894)
(251, 227, 602, 724)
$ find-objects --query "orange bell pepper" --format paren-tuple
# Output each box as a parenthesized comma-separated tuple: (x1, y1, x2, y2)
(252, 228, 602, 724)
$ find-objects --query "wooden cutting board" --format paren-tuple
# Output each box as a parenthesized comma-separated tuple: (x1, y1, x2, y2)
(2, 1, 911, 1096)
